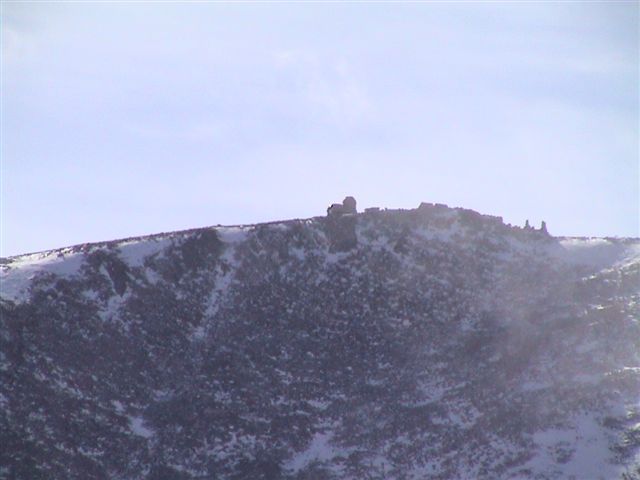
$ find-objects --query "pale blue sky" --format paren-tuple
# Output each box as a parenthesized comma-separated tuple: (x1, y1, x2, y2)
(2, 1, 638, 256)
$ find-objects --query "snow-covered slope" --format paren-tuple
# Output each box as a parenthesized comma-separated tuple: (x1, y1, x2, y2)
(1, 204, 639, 479)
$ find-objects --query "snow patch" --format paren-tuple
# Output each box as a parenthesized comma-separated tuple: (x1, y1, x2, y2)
(554, 238, 640, 270)
(525, 415, 624, 479)
(117, 237, 172, 267)
(1, 250, 85, 302)
(204, 247, 239, 318)
(128, 415, 154, 439)
(217, 226, 249, 244)
(112, 400, 125, 414)
(290, 247, 306, 261)
(286, 430, 339, 472)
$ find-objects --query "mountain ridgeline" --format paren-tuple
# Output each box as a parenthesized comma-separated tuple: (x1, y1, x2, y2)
(1, 201, 639, 479)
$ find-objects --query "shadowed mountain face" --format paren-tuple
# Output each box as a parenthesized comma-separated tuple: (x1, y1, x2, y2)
(1, 204, 639, 480)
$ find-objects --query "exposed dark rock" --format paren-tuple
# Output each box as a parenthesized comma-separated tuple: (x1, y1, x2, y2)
(86, 250, 131, 296)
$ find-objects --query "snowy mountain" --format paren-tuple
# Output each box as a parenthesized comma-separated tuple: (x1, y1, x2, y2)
(1, 201, 639, 479)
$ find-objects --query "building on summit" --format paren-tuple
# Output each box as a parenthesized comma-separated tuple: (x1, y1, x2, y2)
(327, 196, 357, 216)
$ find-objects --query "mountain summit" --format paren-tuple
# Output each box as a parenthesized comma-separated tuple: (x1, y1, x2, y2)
(1, 202, 639, 479)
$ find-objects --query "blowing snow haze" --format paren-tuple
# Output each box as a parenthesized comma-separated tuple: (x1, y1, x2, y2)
(1, 200, 639, 479)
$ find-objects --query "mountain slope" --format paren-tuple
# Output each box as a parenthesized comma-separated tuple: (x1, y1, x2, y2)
(1, 203, 639, 479)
